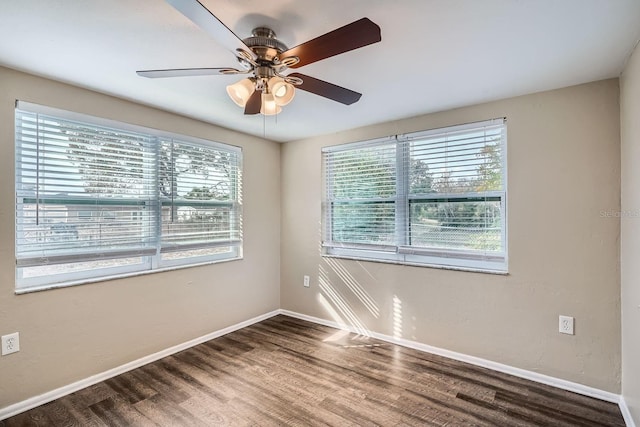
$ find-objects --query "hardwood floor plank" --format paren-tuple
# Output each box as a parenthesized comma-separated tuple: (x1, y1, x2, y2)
(88, 395, 156, 427)
(2, 405, 57, 427)
(57, 401, 107, 427)
(130, 366, 190, 405)
(1, 315, 625, 426)
(103, 373, 157, 405)
(133, 394, 205, 427)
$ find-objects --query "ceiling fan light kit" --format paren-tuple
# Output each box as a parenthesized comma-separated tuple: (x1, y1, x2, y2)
(137, 0, 381, 116)
(226, 76, 295, 111)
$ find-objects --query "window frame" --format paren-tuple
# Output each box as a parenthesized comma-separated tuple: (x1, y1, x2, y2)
(322, 119, 508, 273)
(15, 101, 243, 292)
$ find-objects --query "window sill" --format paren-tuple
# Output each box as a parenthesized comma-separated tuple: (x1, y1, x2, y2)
(15, 256, 243, 295)
(322, 252, 508, 275)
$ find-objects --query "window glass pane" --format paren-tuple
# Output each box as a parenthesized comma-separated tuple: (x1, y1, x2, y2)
(159, 140, 241, 255)
(409, 126, 504, 194)
(407, 122, 505, 256)
(17, 201, 154, 260)
(332, 202, 396, 245)
(329, 145, 396, 199)
(15, 112, 156, 267)
(162, 204, 238, 248)
(409, 200, 503, 251)
(324, 142, 396, 249)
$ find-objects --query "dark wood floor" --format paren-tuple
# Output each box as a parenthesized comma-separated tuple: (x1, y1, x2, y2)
(1, 315, 625, 426)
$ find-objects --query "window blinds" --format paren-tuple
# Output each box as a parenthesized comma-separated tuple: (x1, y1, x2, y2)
(159, 139, 242, 254)
(401, 120, 505, 258)
(324, 139, 397, 250)
(15, 102, 242, 289)
(323, 119, 506, 271)
(15, 109, 157, 268)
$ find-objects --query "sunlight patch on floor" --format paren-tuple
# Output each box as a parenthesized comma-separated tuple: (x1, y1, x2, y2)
(322, 328, 350, 343)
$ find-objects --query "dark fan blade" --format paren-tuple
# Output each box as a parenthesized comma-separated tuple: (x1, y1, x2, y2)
(289, 73, 361, 105)
(166, 0, 257, 60)
(244, 89, 262, 115)
(281, 18, 381, 68)
(137, 68, 242, 78)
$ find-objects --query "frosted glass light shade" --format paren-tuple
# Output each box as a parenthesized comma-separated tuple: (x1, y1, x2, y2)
(261, 92, 282, 115)
(268, 77, 295, 106)
(226, 78, 254, 107)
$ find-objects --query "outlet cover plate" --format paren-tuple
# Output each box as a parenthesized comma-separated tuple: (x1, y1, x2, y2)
(559, 316, 574, 335)
(1, 332, 20, 355)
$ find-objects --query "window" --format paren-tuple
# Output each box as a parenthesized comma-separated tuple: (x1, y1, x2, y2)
(323, 119, 507, 272)
(15, 101, 242, 291)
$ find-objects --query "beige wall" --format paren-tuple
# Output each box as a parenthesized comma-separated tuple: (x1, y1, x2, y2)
(621, 42, 640, 423)
(0, 67, 281, 409)
(281, 79, 622, 392)
(0, 65, 624, 412)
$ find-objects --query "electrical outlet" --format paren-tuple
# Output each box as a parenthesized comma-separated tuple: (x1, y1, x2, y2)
(559, 316, 574, 335)
(1, 332, 20, 355)
(303, 275, 310, 288)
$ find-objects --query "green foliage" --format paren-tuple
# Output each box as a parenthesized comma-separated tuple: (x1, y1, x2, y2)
(409, 159, 434, 194)
(66, 129, 232, 201)
(64, 126, 146, 195)
(332, 150, 395, 200)
(158, 143, 231, 198)
(475, 141, 502, 191)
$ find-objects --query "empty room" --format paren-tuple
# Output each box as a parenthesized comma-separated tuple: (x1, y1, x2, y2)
(1, 0, 639, 425)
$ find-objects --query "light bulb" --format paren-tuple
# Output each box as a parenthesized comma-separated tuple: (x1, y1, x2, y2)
(275, 85, 287, 97)
(226, 79, 254, 107)
(268, 77, 295, 106)
(260, 92, 282, 116)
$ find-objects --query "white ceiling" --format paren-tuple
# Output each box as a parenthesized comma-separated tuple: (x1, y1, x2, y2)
(1, 0, 639, 142)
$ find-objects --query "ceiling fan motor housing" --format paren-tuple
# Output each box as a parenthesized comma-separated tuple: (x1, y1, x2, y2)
(243, 27, 288, 62)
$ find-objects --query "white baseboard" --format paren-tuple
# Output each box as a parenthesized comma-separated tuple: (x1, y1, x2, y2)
(0, 310, 280, 421)
(2, 308, 634, 426)
(620, 396, 637, 427)
(279, 310, 628, 413)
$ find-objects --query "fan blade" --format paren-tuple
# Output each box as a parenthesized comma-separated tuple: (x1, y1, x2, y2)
(281, 18, 381, 68)
(137, 68, 242, 78)
(289, 73, 361, 105)
(165, 0, 257, 60)
(244, 89, 262, 115)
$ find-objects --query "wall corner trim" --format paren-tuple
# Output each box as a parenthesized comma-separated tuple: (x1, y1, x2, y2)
(278, 310, 631, 423)
(0, 310, 280, 421)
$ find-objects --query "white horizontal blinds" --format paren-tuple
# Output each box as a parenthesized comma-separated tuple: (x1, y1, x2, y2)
(324, 140, 397, 249)
(159, 139, 241, 254)
(15, 102, 243, 290)
(403, 119, 506, 256)
(15, 109, 157, 268)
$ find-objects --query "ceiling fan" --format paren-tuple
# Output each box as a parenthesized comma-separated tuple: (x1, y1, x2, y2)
(137, 0, 382, 116)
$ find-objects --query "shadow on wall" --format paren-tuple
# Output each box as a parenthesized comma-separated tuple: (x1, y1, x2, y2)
(317, 257, 404, 340)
